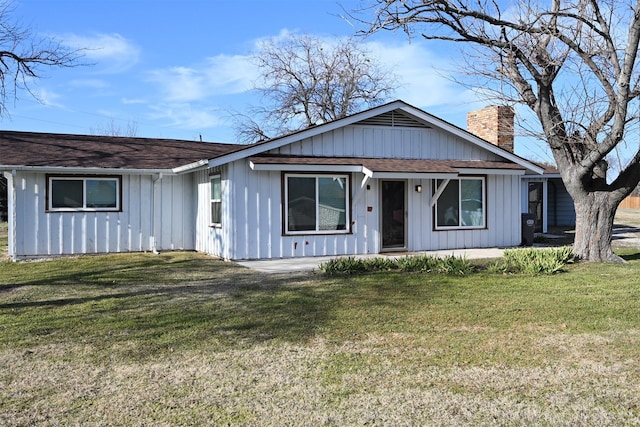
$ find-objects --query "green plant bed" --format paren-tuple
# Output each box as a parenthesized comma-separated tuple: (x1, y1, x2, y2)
(319, 254, 476, 276)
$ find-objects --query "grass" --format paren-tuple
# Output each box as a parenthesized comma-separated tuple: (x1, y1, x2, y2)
(2, 250, 640, 425)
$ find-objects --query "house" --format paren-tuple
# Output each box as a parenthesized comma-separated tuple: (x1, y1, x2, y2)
(1, 100, 569, 261)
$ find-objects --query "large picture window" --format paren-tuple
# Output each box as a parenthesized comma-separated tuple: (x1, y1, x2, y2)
(285, 174, 349, 234)
(435, 177, 485, 229)
(48, 176, 121, 212)
(210, 175, 221, 225)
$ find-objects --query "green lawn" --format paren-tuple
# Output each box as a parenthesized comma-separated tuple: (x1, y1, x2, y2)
(1, 250, 640, 425)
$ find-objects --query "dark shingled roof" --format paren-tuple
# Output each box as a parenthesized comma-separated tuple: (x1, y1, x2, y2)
(0, 131, 246, 170)
(249, 155, 525, 173)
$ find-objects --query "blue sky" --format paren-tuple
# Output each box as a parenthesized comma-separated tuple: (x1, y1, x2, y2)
(5, 0, 550, 161)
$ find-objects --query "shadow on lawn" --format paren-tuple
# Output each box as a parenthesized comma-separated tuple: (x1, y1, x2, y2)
(0, 253, 337, 352)
(620, 252, 640, 261)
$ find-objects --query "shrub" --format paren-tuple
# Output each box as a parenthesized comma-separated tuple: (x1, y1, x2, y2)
(319, 254, 474, 276)
(501, 246, 574, 275)
(318, 257, 369, 275)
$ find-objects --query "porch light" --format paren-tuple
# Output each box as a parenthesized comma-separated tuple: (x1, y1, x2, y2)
(415, 184, 422, 193)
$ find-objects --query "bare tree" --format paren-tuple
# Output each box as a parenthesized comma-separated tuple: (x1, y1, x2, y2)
(0, 1, 82, 115)
(357, 0, 640, 262)
(90, 118, 138, 137)
(234, 33, 397, 143)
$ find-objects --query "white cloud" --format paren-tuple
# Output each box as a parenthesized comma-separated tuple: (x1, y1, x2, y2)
(121, 98, 147, 105)
(33, 88, 65, 109)
(69, 79, 109, 89)
(364, 41, 477, 109)
(147, 54, 257, 103)
(62, 33, 141, 73)
(148, 103, 226, 130)
(248, 31, 478, 111)
(144, 31, 482, 130)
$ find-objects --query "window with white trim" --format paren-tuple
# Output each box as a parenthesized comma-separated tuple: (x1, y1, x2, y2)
(48, 176, 121, 212)
(285, 174, 349, 234)
(210, 175, 221, 225)
(434, 177, 485, 229)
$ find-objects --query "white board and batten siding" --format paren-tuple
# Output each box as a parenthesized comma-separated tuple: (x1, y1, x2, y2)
(196, 124, 524, 260)
(547, 178, 576, 227)
(11, 171, 195, 259)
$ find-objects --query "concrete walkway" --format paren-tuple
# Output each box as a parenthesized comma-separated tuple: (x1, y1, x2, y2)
(236, 247, 506, 274)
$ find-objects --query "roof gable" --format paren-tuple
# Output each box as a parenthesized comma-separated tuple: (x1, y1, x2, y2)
(208, 100, 545, 175)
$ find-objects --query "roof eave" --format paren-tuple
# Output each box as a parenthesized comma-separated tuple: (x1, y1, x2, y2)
(172, 159, 210, 174)
(0, 165, 175, 175)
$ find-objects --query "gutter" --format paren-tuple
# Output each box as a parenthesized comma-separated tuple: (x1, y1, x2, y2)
(0, 165, 175, 175)
(172, 159, 209, 174)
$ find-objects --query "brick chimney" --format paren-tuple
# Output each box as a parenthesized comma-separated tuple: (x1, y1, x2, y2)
(467, 105, 514, 153)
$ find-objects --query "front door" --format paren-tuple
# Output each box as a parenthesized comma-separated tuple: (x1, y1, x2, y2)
(381, 180, 406, 249)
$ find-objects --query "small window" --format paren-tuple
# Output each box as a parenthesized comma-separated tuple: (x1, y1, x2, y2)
(48, 176, 120, 212)
(285, 174, 349, 234)
(435, 178, 485, 229)
(210, 175, 221, 225)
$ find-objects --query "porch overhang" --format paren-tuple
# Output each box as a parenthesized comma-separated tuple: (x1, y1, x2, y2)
(248, 155, 526, 179)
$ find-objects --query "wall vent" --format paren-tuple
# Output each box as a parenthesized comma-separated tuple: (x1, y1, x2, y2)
(356, 110, 429, 128)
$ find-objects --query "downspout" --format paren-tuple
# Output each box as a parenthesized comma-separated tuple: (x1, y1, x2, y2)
(3, 170, 16, 261)
(151, 173, 163, 254)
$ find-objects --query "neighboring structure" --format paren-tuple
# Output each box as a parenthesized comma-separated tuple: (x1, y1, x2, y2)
(2, 100, 566, 261)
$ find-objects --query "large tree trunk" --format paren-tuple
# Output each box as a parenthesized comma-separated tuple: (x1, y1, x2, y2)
(572, 192, 623, 263)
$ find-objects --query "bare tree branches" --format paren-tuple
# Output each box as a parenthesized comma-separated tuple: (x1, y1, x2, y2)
(0, 1, 83, 115)
(233, 33, 397, 143)
(90, 118, 138, 137)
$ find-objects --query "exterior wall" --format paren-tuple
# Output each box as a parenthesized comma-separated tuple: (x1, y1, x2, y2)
(547, 178, 576, 227)
(9, 171, 195, 259)
(272, 125, 503, 160)
(195, 168, 228, 258)
(199, 124, 523, 260)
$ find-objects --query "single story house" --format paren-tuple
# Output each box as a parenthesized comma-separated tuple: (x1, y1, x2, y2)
(0, 100, 573, 261)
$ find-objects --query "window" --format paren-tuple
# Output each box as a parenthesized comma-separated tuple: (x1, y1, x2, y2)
(435, 177, 485, 229)
(48, 176, 120, 212)
(285, 174, 349, 234)
(210, 175, 221, 225)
